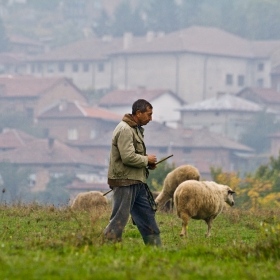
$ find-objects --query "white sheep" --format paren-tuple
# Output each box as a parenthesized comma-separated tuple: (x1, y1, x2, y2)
(174, 180, 235, 237)
(70, 191, 108, 212)
(155, 165, 200, 210)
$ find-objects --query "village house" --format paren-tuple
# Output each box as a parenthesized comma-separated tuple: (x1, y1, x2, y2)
(0, 53, 26, 75)
(57, 119, 255, 180)
(24, 36, 126, 92)
(98, 88, 185, 127)
(0, 128, 35, 151)
(177, 93, 275, 142)
(143, 122, 254, 179)
(0, 76, 87, 118)
(271, 64, 280, 92)
(237, 87, 280, 111)
(0, 137, 107, 192)
(110, 26, 280, 103)
(37, 100, 121, 146)
(269, 132, 280, 158)
(20, 26, 280, 104)
(65, 180, 110, 202)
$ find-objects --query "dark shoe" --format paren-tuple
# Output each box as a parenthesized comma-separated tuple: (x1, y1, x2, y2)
(142, 234, 162, 247)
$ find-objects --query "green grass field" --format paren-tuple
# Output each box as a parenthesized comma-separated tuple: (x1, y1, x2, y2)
(1, 203, 280, 280)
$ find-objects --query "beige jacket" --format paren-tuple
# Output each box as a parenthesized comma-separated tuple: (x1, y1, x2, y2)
(107, 114, 149, 186)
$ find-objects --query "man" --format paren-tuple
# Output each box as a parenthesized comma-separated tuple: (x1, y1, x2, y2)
(103, 99, 161, 246)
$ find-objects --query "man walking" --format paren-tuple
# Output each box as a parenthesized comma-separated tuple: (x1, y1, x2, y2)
(104, 99, 161, 246)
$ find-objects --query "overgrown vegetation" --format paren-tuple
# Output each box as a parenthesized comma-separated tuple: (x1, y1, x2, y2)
(146, 161, 175, 191)
(0, 204, 280, 279)
(211, 151, 280, 210)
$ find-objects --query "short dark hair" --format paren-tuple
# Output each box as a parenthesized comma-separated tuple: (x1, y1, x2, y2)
(132, 99, 153, 115)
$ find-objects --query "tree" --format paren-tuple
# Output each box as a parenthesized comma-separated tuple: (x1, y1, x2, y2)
(240, 110, 280, 154)
(93, 8, 111, 38)
(241, 0, 280, 40)
(0, 162, 30, 203)
(178, 0, 205, 29)
(27, 0, 60, 11)
(146, 161, 175, 191)
(145, 0, 179, 33)
(33, 174, 73, 206)
(111, 1, 146, 37)
(0, 18, 8, 53)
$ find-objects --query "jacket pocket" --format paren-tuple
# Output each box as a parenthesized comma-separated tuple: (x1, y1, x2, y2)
(135, 139, 144, 154)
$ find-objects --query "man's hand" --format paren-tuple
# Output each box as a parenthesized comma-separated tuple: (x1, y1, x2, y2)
(148, 154, 157, 165)
(147, 154, 157, 170)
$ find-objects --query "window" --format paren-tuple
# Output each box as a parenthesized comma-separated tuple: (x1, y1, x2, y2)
(58, 63, 65, 72)
(97, 62, 104, 72)
(90, 129, 97, 139)
(31, 64, 35, 73)
(258, 63, 264, 71)
(83, 63, 89, 72)
(226, 74, 233, 85)
(183, 147, 191, 154)
(238, 75, 245, 87)
(72, 63, 79, 72)
(47, 63, 55, 73)
(37, 63, 42, 73)
(159, 147, 167, 153)
(26, 108, 34, 118)
(68, 128, 78, 140)
(257, 78, 264, 88)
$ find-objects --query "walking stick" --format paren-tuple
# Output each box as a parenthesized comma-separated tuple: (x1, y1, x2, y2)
(103, 154, 173, 196)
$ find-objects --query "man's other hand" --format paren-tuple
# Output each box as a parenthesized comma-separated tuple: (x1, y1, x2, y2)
(148, 154, 157, 165)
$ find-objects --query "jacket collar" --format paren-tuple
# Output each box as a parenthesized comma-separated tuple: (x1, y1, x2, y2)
(122, 114, 145, 136)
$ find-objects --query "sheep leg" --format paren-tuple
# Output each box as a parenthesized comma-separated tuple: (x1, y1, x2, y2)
(204, 217, 213, 237)
(179, 213, 190, 237)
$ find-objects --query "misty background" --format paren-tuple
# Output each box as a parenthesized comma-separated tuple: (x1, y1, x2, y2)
(0, 0, 280, 205)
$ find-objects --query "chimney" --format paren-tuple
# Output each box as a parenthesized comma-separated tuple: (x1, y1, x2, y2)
(102, 35, 112, 42)
(59, 98, 68, 111)
(48, 137, 54, 150)
(0, 84, 5, 95)
(123, 32, 133, 50)
(216, 92, 226, 98)
(146, 31, 154, 42)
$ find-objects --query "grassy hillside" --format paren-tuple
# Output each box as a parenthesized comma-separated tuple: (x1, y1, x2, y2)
(0, 203, 280, 279)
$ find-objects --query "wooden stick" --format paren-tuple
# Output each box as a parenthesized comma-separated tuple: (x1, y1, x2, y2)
(103, 154, 173, 196)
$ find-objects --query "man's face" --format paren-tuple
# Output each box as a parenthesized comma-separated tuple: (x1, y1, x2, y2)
(137, 107, 153, 126)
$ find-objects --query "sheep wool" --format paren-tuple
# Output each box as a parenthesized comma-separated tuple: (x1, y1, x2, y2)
(155, 165, 200, 210)
(70, 191, 108, 212)
(174, 180, 235, 237)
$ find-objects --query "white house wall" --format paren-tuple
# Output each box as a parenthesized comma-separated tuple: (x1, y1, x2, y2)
(26, 60, 112, 91)
(100, 92, 182, 127)
(181, 110, 258, 141)
(111, 52, 271, 104)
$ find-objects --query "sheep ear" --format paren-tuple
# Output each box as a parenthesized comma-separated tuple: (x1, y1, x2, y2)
(228, 190, 235, 194)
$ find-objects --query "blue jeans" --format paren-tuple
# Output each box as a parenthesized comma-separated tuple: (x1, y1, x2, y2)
(104, 183, 160, 241)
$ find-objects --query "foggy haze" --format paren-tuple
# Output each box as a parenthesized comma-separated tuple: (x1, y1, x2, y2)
(0, 0, 280, 204)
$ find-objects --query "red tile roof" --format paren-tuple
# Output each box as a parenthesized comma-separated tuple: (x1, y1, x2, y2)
(113, 26, 280, 59)
(272, 64, 280, 74)
(238, 87, 280, 104)
(38, 101, 121, 121)
(26, 26, 280, 63)
(0, 138, 105, 167)
(99, 89, 180, 106)
(0, 129, 36, 149)
(0, 76, 72, 97)
(28, 37, 125, 62)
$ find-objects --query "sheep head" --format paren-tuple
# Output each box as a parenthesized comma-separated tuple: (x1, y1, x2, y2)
(225, 188, 235, 206)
